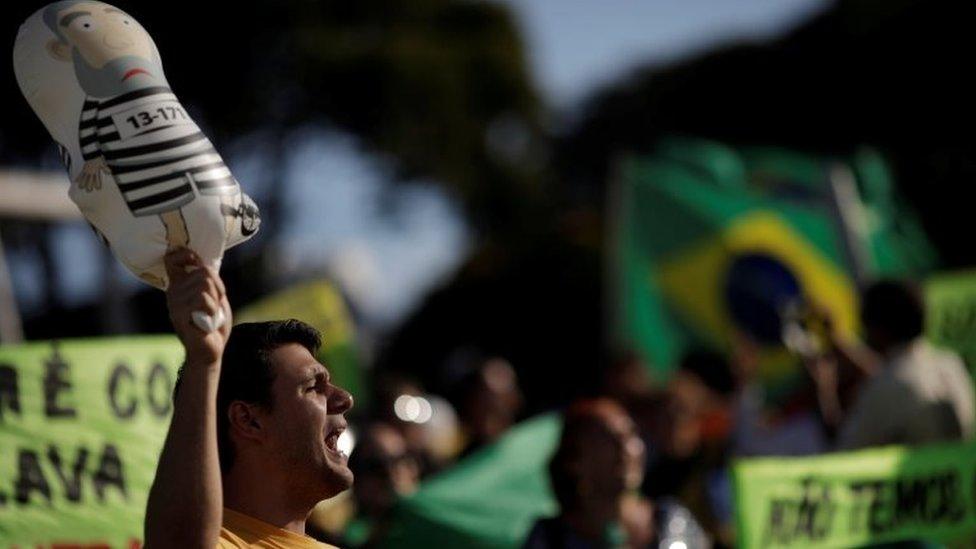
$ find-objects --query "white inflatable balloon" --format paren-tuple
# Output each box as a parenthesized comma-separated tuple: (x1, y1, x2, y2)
(13, 1, 260, 300)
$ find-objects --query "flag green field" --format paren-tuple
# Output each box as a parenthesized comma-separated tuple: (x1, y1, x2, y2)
(379, 413, 561, 549)
(926, 269, 976, 377)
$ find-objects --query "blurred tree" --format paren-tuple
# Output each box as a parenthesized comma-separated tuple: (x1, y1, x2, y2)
(3, 0, 546, 234)
(1, 0, 549, 336)
(556, 0, 973, 266)
(286, 1, 548, 235)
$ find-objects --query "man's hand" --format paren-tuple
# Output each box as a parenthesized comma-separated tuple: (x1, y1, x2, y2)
(164, 248, 231, 366)
(75, 157, 109, 192)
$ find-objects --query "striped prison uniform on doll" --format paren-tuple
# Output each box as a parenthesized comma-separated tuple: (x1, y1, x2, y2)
(78, 85, 238, 216)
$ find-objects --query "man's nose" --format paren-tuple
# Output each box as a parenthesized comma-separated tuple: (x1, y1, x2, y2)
(328, 385, 354, 414)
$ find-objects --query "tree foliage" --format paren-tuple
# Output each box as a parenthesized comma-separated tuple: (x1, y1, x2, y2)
(556, 0, 973, 265)
(2, 0, 546, 235)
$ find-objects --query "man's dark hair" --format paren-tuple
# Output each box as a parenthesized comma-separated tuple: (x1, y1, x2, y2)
(174, 319, 321, 472)
(861, 279, 925, 346)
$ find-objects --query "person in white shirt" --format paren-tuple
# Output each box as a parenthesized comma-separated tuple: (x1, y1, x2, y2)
(837, 280, 975, 449)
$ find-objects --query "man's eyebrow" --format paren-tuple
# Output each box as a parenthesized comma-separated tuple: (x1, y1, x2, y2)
(60, 11, 92, 26)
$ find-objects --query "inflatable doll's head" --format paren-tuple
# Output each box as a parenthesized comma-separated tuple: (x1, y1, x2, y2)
(41, 1, 167, 97)
(14, 2, 259, 291)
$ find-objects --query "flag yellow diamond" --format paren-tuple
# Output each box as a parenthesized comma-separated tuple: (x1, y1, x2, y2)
(655, 210, 858, 350)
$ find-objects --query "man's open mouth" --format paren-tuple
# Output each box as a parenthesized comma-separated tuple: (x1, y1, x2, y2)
(121, 68, 151, 81)
(325, 425, 346, 457)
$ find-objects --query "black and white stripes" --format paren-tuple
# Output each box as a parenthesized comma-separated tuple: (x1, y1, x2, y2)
(78, 86, 239, 216)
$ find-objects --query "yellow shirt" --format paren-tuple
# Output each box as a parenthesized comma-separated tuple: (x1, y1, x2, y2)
(217, 508, 337, 548)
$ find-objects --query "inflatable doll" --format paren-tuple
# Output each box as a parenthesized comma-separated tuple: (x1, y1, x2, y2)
(14, 1, 260, 330)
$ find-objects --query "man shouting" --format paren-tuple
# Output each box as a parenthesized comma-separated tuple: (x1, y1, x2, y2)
(145, 248, 354, 548)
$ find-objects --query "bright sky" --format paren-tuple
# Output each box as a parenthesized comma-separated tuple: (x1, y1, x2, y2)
(497, 0, 830, 107)
(8, 0, 830, 329)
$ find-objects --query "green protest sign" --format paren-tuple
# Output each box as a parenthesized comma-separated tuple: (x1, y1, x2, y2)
(0, 336, 182, 549)
(733, 442, 976, 548)
(926, 269, 976, 375)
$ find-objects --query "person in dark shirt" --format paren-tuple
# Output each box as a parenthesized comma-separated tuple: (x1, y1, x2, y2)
(524, 398, 709, 549)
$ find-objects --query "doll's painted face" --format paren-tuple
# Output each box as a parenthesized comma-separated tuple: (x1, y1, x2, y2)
(45, 2, 163, 96)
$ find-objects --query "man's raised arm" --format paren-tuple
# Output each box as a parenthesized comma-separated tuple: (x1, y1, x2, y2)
(144, 248, 231, 549)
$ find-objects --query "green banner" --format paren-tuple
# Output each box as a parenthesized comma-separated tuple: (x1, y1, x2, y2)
(0, 336, 182, 549)
(733, 442, 976, 548)
(926, 270, 976, 376)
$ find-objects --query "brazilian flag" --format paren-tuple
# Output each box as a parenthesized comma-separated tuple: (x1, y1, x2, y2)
(613, 138, 934, 379)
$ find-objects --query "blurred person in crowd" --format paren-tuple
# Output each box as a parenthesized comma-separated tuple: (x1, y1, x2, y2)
(641, 350, 733, 498)
(834, 280, 975, 449)
(145, 249, 354, 548)
(601, 351, 654, 408)
(372, 373, 443, 475)
(671, 349, 736, 446)
(643, 351, 736, 547)
(638, 391, 702, 507)
(338, 422, 421, 546)
(524, 398, 709, 549)
(456, 356, 524, 458)
(730, 329, 831, 457)
(770, 298, 880, 439)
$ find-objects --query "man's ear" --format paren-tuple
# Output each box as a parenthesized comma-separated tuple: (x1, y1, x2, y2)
(228, 401, 265, 442)
(46, 39, 71, 62)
